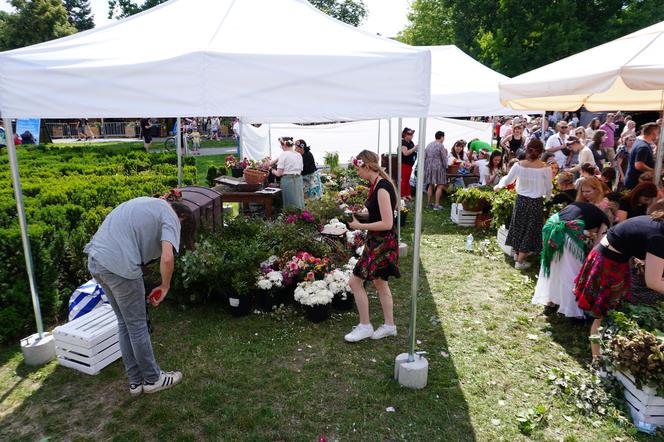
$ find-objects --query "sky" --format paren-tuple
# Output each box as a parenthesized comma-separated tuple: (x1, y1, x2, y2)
(0, 0, 412, 37)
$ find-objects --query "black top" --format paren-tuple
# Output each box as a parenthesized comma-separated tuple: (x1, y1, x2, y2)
(607, 215, 664, 259)
(401, 139, 416, 166)
(625, 139, 654, 189)
(508, 136, 525, 153)
(618, 196, 648, 219)
(301, 150, 317, 176)
(365, 179, 397, 227)
(559, 201, 609, 230)
(551, 189, 577, 205)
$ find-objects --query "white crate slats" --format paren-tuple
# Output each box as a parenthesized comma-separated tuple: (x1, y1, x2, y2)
(53, 305, 121, 375)
(497, 225, 513, 256)
(615, 370, 664, 427)
(450, 203, 480, 227)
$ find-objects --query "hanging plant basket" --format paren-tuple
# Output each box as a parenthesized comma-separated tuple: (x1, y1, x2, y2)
(304, 304, 331, 323)
(244, 168, 268, 185)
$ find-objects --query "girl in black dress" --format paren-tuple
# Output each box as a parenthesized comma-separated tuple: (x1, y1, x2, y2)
(344, 150, 401, 342)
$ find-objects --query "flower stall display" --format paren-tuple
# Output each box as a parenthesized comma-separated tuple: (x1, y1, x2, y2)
(255, 255, 286, 311)
(244, 157, 273, 185)
(335, 185, 369, 215)
(294, 280, 334, 322)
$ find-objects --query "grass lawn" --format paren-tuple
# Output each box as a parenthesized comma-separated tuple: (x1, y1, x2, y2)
(0, 200, 660, 441)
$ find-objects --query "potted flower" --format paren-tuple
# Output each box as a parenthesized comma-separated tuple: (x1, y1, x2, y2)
(325, 266, 354, 311)
(453, 186, 494, 212)
(255, 255, 286, 311)
(399, 206, 409, 227)
(244, 157, 271, 185)
(225, 155, 245, 178)
(294, 279, 334, 322)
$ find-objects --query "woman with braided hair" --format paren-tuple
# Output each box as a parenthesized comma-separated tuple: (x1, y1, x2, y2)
(344, 150, 401, 343)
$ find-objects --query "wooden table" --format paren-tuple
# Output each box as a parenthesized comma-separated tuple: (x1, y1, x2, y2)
(217, 189, 281, 219)
(447, 173, 480, 186)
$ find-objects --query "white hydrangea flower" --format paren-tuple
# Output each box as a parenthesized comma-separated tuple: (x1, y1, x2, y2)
(257, 278, 272, 290)
(356, 245, 364, 256)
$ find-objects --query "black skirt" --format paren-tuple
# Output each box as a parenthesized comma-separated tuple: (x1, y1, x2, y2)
(506, 194, 543, 254)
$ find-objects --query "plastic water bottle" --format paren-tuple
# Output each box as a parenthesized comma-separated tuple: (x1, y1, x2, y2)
(465, 233, 474, 251)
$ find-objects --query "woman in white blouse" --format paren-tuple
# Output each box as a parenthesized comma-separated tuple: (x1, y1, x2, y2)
(494, 139, 553, 270)
(273, 137, 304, 209)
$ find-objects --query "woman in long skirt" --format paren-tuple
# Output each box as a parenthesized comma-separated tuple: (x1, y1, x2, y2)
(423, 131, 447, 209)
(494, 139, 553, 270)
(295, 139, 323, 200)
(274, 137, 304, 209)
(532, 202, 609, 318)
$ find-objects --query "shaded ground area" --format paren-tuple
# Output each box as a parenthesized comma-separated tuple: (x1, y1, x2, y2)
(0, 202, 658, 441)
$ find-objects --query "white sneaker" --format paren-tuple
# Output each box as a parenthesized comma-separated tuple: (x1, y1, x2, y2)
(143, 371, 182, 394)
(371, 324, 397, 340)
(344, 324, 374, 342)
(129, 383, 143, 396)
(515, 261, 532, 270)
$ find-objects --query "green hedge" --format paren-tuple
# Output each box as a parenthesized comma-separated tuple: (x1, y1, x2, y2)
(0, 144, 196, 342)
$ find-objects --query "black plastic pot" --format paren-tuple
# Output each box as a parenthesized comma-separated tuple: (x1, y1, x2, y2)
(227, 295, 252, 317)
(332, 292, 354, 311)
(304, 304, 331, 323)
(231, 167, 244, 178)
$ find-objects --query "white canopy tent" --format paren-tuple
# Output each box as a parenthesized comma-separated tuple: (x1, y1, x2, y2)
(426, 45, 516, 117)
(242, 117, 493, 163)
(0, 0, 430, 121)
(498, 20, 664, 188)
(0, 0, 432, 369)
(499, 20, 664, 112)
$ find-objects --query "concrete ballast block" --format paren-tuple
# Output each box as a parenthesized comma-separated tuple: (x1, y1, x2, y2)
(397, 356, 429, 389)
(21, 332, 56, 366)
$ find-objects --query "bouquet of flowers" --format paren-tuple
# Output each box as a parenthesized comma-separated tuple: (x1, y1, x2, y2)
(225, 155, 238, 168)
(294, 280, 334, 306)
(246, 157, 272, 172)
(256, 271, 284, 290)
(335, 185, 368, 211)
(345, 230, 366, 254)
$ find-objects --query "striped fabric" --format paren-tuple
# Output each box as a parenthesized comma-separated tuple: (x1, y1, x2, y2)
(68, 279, 108, 321)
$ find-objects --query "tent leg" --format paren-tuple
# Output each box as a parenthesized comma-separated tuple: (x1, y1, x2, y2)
(268, 124, 273, 158)
(397, 118, 403, 243)
(377, 119, 381, 156)
(176, 117, 182, 187)
(238, 120, 244, 159)
(388, 119, 393, 179)
(656, 113, 664, 190)
(3, 118, 44, 337)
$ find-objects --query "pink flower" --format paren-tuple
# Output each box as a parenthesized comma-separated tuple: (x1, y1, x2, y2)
(286, 215, 298, 223)
(289, 261, 298, 271)
(306, 271, 315, 281)
(301, 252, 311, 260)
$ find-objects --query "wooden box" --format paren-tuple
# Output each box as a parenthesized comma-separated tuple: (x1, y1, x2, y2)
(615, 370, 664, 427)
(53, 305, 121, 375)
(497, 225, 513, 256)
(450, 203, 480, 227)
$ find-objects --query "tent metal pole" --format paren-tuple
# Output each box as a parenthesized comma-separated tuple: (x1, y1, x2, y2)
(388, 119, 393, 179)
(176, 117, 182, 187)
(239, 120, 244, 159)
(407, 117, 427, 362)
(3, 118, 44, 338)
(377, 119, 381, 156)
(656, 112, 664, 190)
(268, 124, 273, 158)
(397, 118, 403, 242)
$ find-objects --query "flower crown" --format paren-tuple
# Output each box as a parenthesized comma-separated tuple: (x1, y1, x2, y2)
(352, 158, 364, 167)
(160, 188, 183, 202)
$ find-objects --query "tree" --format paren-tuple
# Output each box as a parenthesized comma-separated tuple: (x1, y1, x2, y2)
(0, 0, 77, 51)
(63, 0, 94, 31)
(109, 0, 367, 26)
(399, 0, 664, 77)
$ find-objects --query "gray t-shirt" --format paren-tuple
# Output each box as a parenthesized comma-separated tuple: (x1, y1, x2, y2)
(84, 197, 181, 279)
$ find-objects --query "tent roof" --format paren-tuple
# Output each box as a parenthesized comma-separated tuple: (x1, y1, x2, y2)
(499, 21, 664, 111)
(0, 0, 431, 121)
(426, 45, 516, 117)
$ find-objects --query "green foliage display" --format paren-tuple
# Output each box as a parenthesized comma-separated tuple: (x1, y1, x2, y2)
(452, 186, 493, 211)
(0, 144, 196, 342)
(399, 0, 664, 77)
(490, 189, 516, 228)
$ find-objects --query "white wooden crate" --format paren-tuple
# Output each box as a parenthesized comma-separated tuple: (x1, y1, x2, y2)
(53, 304, 121, 375)
(450, 203, 480, 227)
(497, 225, 513, 256)
(615, 370, 664, 427)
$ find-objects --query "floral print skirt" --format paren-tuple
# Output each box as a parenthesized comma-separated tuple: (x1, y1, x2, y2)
(303, 171, 323, 200)
(353, 230, 400, 281)
(574, 246, 631, 317)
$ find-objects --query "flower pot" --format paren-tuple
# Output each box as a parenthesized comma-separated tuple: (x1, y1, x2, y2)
(304, 304, 331, 323)
(227, 296, 252, 317)
(332, 292, 354, 311)
(399, 212, 408, 227)
(231, 167, 244, 178)
(461, 201, 489, 212)
(244, 168, 268, 185)
(256, 290, 284, 312)
(446, 164, 460, 174)
(475, 213, 493, 228)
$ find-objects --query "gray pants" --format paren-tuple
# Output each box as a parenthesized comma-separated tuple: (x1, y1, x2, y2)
(88, 256, 160, 384)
